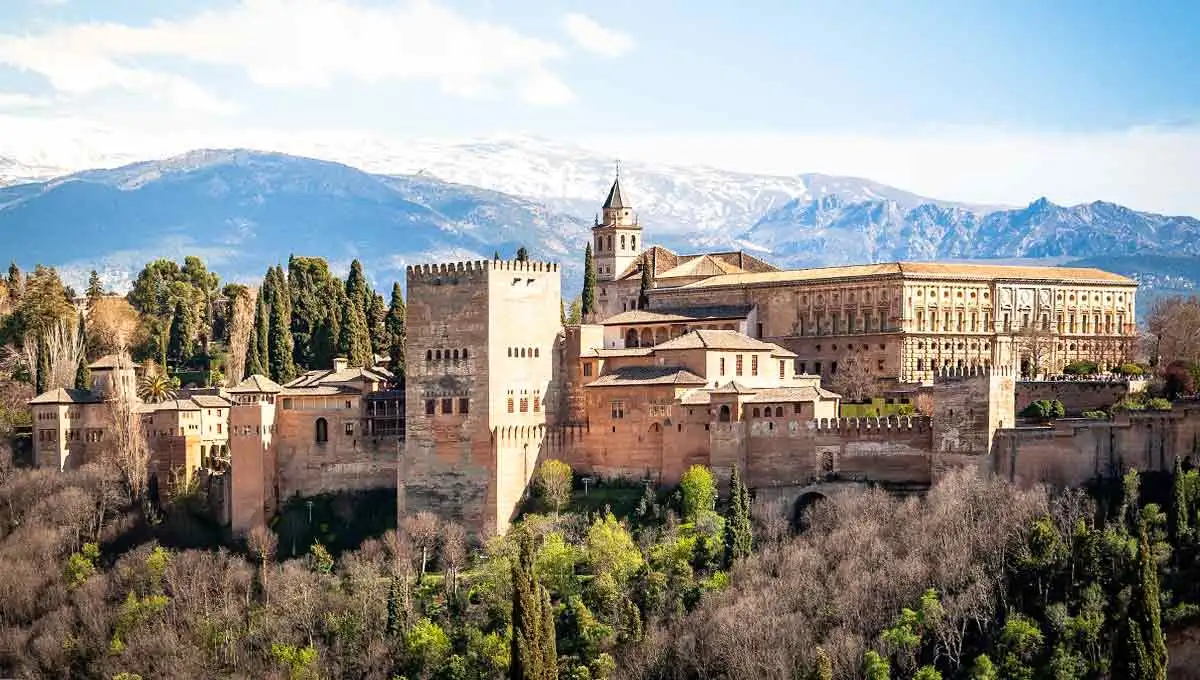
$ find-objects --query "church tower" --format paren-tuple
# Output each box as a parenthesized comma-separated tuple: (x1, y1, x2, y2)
(592, 168, 642, 282)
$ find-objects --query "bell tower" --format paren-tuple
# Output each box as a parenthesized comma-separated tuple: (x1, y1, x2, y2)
(592, 163, 642, 282)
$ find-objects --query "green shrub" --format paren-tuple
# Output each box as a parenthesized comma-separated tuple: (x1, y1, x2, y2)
(1063, 360, 1099, 375)
(1020, 399, 1065, 420)
(1112, 396, 1146, 412)
(1145, 398, 1173, 411)
(1115, 362, 1144, 377)
(1082, 410, 1108, 420)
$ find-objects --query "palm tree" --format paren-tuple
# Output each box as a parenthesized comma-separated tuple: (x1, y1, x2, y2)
(137, 361, 176, 403)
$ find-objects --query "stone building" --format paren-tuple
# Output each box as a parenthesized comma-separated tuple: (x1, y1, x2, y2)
(401, 259, 563, 535)
(587, 175, 1138, 383)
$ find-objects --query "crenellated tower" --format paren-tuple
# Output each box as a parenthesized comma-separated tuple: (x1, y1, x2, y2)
(592, 167, 642, 282)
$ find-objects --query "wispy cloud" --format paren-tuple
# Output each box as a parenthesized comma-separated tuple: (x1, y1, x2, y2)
(0, 0, 576, 110)
(562, 13, 633, 58)
(0, 92, 53, 109)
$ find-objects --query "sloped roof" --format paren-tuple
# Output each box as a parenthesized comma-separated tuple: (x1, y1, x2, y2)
(152, 399, 202, 412)
(228, 374, 283, 393)
(88, 354, 140, 370)
(677, 261, 1135, 289)
(613, 247, 778, 283)
(656, 255, 747, 279)
(190, 394, 232, 408)
(602, 177, 627, 210)
(586, 365, 707, 387)
(653, 329, 792, 355)
(284, 366, 392, 389)
(679, 389, 713, 405)
(711, 380, 756, 394)
(743, 386, 841, 403)
(579, 347, 656, 358)
(29, 387, 101, 405)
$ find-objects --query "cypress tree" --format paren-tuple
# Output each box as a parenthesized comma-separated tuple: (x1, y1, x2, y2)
(515, 246, 529, 262)
(367, 291, 388, 357)
(560, 298, 566, 326)
(74, 313, 90, 390)
(268, 290, 297, 383)
(386, 576, 402, 638)
(345, 259, 371, 312)
(1132, 521, 1168, 679)
(337, 290, 371, 368)
(385, 282, 406, 376)
(247, 288, 269, 377)
(494, 250, 500, 260)
(35, 335, 49, 394)
(1173, 457, 1190, 542)
(312, 309, 339, 370)
(511, 527, 556, 680)
(581, 243, 596, 317)
(637, 254, 652, 310)
(724, 465, 753, 564)
(167, 300, 190, 365)
(6, 261, 23, 301)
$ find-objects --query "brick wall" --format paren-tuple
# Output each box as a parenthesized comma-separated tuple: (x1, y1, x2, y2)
(1014, 380, 1141, 415)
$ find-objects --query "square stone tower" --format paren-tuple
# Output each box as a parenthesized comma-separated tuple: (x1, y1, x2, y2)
(929, 364, 1016, 468)
(403, 259, 562, 535)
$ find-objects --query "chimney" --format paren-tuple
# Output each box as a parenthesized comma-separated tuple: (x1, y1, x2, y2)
(333, 356, 349, 372)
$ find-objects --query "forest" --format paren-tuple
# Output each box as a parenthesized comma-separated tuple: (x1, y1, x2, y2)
(1, 446, 1199, 680)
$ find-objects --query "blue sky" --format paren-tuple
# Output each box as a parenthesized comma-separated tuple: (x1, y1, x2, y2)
(1, 0, 1198, 212)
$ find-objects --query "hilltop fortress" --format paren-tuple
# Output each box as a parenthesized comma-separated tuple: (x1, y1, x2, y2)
(25, 174, 1200, 536)
(398, 175, 1198, 534)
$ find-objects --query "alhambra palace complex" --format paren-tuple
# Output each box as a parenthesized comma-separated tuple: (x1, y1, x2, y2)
(27, 175, 1200, 535)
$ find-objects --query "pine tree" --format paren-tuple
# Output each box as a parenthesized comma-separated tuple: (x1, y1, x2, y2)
(581, 243, 596, 317)
(86, 270, 104, 300)
(74, 313, 90, 390)
(637, 254, 652, 310)
(247, 289, 269, 377)
(568, 298, 582, 325)
(167, 300, 191, 365)
(385, 282, 406, 376)
(515, 246, 529, 262)
(268, 289, 297, 383)
(1172, 457, 1190, 542)
(724, 465, 753, 564)
(6, 261, 23, 301)
(560, 298, 567, 326)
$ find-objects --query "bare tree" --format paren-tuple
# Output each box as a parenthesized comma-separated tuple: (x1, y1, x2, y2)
(225, 288, 255, 386)
(104, 351, 150, 503)
(1146, 295, 1200, 368)
(0, 333, 38, 385)
(86, 297, 143, 358)
(401, 511, 441, 580)
(1015, 326, 1056, 378)
(830, 352, 876, 402)
(441, 521, 467, 598)
(43, 315, 85, 391)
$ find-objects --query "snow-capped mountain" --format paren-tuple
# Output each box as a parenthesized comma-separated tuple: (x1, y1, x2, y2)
(0, 144, 1197, 304)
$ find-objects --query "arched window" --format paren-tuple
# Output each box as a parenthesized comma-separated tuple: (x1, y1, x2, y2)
(520, 348, 526, 358)
(607, 236, 613, 251)
(753, 408, 761, 418)
(625, 329, 639, 348)
(620, 234, 626, 250)
(315, 418, 328, 444)
(534, 348, 540, 357)
(631, 235, 637, 251)
(719, 405, 732, 422)
(426, 350, 432, 361)
(435, 349, 442, 361)
(452, 349, 459, 361)
(776, 406, 784, 417)
(462, 348, 468, 360)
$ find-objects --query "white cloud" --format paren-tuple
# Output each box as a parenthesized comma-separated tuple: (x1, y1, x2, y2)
(578, 125, 1200, 217)
(562, 13, 632, 58)
(0, 0, 574, 110)
(0, 92, 52, 109)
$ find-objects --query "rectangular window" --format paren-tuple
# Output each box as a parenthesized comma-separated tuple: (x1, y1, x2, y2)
(507, 397, 514, 413)
(610, 401, 625, 419)
(344, 422, 354, 436)
(831, 360, 839, 374)
(533, 396, 541, 412)
(735, 354, 744, 376)
(794, 403, 802, 415)
(582, 362, 593, 377)
(520, 398, 529, 413)
(798, 361, 807, 374)
(440, 398, 452, 414)
(720, 357, 726, 376)
(346, 400, 353, 409)
(425, 400, 435, 415)
(751, 354, 759, 376)
(814, 361, 822, 374)
(217, 423, 223, 434)
(459, 398, 469, 414)
(877, 359, 885, 371)
(779, 360, 785, 378)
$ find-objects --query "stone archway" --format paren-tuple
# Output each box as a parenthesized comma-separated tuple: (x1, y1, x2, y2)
(791, 490, 828, 532)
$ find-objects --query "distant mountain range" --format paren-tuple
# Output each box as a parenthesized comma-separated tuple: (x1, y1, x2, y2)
(0, 140, 1196, 311)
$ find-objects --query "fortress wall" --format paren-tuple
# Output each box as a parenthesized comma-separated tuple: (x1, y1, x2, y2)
(1015, 380, 1135, 415)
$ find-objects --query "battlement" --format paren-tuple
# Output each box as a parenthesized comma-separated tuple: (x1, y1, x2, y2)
(932, 364, 1013, 382)
(406, 259, 561, 283)
(806, 415, 932, 433)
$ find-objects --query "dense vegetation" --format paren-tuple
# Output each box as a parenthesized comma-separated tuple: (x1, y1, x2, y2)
(2, 448, 1200, 680)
